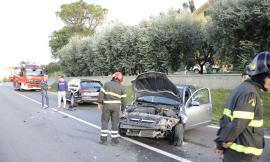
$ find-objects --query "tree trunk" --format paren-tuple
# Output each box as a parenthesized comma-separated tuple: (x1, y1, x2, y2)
(199, 64, 204, 74)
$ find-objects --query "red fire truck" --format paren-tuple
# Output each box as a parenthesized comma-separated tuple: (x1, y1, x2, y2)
(9, 64, 47, 90)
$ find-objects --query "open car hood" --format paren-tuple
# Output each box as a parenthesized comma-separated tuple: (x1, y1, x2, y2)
(132, 72, 181, 102)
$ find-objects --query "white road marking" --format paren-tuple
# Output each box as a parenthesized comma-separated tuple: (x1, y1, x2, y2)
(207, 125, 270, 139)
(207, 125, 220, 129)
(13, 91, 192, 162)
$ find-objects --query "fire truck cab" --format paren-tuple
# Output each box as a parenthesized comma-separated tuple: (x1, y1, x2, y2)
(10, 64, 47, 90)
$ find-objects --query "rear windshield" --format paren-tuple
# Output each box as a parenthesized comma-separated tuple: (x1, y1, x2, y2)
(81, 81, 102, 89)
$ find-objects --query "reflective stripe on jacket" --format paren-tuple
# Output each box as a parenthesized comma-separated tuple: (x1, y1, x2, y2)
(98, 80, 127, 111)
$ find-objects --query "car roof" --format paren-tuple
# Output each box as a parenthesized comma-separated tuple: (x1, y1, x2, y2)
(80, 79, 101, 82)
(69, 78, 102, 83)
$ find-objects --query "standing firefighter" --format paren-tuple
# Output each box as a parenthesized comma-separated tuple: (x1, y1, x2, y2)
(98, 72, 127, 145)
(215, 51, 270, 162)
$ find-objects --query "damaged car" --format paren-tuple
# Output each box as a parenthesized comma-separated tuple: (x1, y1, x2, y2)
(119, 72, 212, 146)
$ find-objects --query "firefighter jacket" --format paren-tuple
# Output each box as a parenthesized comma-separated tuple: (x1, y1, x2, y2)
(215, 80, 264, 157)
(98, 80, 127, 111)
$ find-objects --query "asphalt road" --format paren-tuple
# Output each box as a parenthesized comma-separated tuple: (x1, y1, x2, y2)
(0, 83, 269, 162)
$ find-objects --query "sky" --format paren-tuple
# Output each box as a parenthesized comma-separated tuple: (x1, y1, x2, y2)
(0, 0, 207, 66)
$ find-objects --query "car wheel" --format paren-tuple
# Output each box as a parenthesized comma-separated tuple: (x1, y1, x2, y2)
(118, 123, 126, 136)
(18, 83, 22, 91)
(70, 95, 78, 107)
(13, 82, 19, 90)
(194, 69, 199, 74)
(172, 123, 184, 146)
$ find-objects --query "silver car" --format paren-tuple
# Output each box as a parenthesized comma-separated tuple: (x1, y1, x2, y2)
(119, 72, 212, 146)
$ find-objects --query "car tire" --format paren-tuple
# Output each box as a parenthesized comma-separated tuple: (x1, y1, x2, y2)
(13, 82, 19, 91)
(70, 95, 78, 107)
(172, 123, 184, 146)
(194, 69, 199, 74)
(18, 83, 22, 91)
(118, 123, 126, 136)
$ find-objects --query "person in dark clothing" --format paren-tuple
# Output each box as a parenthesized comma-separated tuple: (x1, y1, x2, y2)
(57, 75, 68, 109)
(40, 78, 49, 108)
(97, 72, 127, 145)
(215, 51, 270, 162)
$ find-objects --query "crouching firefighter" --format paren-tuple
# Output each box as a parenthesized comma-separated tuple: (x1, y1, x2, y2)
(98, 72, 127, 145)
(214, 51, 270, 162)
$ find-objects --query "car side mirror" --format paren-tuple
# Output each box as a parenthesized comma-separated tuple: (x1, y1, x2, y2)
(191, 101, 200, 106)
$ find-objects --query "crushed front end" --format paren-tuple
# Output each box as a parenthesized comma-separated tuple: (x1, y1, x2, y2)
(120, 112, 180, 138)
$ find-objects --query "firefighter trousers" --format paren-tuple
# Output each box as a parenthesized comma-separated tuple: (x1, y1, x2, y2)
(223, 149, 259, 162)
(100, 104, 120, 139)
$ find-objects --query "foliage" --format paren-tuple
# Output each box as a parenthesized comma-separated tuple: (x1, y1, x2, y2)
(56, 10, 216, 75)
(209, 0, 270, 68)
(49, 27, 73, 58)
(57, 0, 107, 35)
(46, 62, 61, 74)
(49, 0, 107, 58)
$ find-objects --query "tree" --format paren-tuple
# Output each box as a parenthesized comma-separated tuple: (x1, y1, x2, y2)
(193, 24, 215, 74)
(49, 0, 107, 59)
(94, 23, 141, 75)
(138, 10, 189, 73)
(46, 62, 60, 74)
(20, 61, 28, 65)
(54, 9, 217, 76)
(182, 0, 196, 13)
(209, 0, 270, 69)
(49, 27, 72, 58)
(57, 0, 108, 35)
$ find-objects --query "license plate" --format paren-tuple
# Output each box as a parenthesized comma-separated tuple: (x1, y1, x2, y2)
(89, 92, 99, 96)
(84, 92, 99, 96)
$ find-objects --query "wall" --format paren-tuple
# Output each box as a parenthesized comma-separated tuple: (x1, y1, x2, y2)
(51, 74, 242, 89)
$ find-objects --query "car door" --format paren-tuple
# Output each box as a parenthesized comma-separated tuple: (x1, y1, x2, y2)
(184, 88, 212, 129)
(67, 79, 77, 99)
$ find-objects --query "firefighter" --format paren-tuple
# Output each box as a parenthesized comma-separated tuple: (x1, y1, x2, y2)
(214, 51, 270, 162)
(97, 72, 127, 145)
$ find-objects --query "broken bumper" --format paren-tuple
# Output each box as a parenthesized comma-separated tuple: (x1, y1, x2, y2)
(119, 112, 180, 138)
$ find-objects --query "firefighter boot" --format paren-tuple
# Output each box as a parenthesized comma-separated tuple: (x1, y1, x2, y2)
(99, 136, 108, 145)
(111, 137, 120, 146)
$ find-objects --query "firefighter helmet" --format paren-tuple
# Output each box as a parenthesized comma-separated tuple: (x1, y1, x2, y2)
(246, 51, 270, 77)
(112, 72, 123, 83)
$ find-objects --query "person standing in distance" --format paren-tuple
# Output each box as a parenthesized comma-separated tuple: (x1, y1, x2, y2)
(57, 75, 68, 109)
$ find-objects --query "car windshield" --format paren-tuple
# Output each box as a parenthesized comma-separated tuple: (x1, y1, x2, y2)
(137, 96, 180, 106)
(81, 81, 102, 89)
(25, 68, 43, 76)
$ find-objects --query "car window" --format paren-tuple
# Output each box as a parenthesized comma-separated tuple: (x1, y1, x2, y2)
(81, 81, 102, 89)
(187, 88, 210, 107)
(137, 96, 180, 106)
(14, 68, 22, 75)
